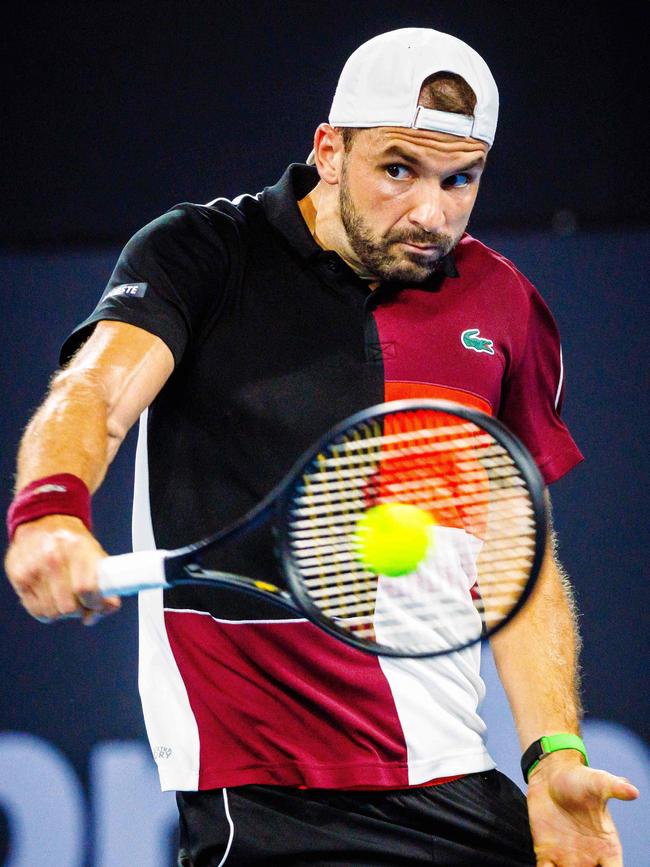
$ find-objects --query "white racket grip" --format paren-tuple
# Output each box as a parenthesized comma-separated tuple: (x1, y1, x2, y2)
(97, 550, 172, 596)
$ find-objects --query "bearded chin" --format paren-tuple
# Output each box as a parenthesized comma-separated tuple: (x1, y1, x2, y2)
(339, 180, 455, 284)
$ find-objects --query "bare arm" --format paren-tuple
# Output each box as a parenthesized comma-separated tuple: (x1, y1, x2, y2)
(5, 320, 174, 623)
(491, 495, 638, 866)
(490, 510, 583, 752)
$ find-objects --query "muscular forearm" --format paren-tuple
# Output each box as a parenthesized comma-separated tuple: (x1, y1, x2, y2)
(15, 368, 114, 493)
(490, 530, 582, 750)
(5, 322, 174, 624)
(15, 321, 174, 494)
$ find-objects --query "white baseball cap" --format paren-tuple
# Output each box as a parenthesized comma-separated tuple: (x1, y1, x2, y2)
(307, 27, 499, 163)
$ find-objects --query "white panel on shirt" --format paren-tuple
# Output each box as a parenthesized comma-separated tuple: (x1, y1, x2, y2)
(133, 409, 201, 792)
(377, 526, 496, 784)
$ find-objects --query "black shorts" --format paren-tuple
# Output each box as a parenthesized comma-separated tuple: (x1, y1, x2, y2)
(176, 770, 535, 866)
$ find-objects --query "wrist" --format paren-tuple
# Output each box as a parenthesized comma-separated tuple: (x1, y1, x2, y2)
(527, 747, 586, 782)
(12, 513, 87, 540)
(7, 474, 92, 541)
(521, 733, 588, 783)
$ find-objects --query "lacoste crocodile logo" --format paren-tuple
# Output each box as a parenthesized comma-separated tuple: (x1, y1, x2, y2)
(461, 328, 495, 355)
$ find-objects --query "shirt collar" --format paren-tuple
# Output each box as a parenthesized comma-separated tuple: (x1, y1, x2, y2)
(260, 163, 459, 284)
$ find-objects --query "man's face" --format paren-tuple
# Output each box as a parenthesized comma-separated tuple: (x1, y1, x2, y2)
(337, 127, 488, 282)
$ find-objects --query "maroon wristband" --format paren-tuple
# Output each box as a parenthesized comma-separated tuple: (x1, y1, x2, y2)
(7, 473, 92, 541)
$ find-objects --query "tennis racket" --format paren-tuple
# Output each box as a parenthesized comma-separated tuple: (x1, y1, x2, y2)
(97, 399, 547, 657)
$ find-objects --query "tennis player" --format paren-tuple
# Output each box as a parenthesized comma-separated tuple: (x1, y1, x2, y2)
(5, 27, 638, 866)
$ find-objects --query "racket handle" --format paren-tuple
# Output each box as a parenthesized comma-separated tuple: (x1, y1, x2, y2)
(97, 550, 172, 596)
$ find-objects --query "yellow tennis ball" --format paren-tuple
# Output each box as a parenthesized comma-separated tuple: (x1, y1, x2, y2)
(354, 503, 435, 577)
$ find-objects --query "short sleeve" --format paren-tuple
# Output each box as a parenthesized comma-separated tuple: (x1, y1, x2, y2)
(499, 288, 584, 485)
(60, 204, 229, 366)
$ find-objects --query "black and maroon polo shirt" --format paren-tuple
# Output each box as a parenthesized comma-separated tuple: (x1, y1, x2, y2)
(62, 163, 583, 793)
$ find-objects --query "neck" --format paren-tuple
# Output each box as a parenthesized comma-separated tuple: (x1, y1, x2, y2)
(306, 183, 376, 279)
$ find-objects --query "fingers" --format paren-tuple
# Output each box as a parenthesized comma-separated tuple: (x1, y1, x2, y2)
(5, 516, 119, 625)
(528, 762, 633, 867)
(606, 776, 639, 802)
(79, 602, 102, 627)
(6, 541, 60, 621)
(101, 594, 122, 616)
(44, 533, 84, 617)
(585, 769, 640, 804)
(69, 548, 121, 623)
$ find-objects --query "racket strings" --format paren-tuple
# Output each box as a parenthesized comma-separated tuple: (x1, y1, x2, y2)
(287, 409, 538, 654)
(303, 421, 381, 627)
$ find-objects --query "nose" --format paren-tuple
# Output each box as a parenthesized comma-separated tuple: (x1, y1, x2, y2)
(407, 183, 446, 234)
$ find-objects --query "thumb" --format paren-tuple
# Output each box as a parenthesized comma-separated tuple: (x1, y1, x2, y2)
(607, 775, 640, 801)
(590, 769, 640, 802)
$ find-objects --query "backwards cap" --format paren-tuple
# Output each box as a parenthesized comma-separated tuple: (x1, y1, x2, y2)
(324, 27, 499, 149)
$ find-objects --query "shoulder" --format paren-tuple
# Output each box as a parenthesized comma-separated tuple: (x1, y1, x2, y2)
(118, 196, 266, 280)
(130, 198, 257, 249)
(454, 234, 537, 302)
(454, 234, 560, 346)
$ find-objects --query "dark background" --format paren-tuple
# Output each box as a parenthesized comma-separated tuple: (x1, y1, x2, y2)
(1, 2, 648, 864)
(3, 0, 648, 245)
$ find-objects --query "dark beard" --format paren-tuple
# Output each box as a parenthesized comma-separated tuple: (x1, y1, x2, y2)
(339, 167, 457, 283)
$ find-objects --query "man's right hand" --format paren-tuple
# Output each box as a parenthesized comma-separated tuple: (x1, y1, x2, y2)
(4, 515, 121, 625)
(4, 323, 174, 625)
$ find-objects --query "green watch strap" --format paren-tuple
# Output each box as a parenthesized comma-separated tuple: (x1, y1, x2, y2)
(521, 733, 589, 783)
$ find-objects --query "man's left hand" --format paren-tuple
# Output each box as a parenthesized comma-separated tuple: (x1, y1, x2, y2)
(526, 751, 639, 866)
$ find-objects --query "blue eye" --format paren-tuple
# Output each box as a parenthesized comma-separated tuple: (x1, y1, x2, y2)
(386, 164, 410, 180)
(445, 173, 472, 188)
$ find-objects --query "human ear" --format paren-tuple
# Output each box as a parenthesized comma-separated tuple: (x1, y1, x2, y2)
(311, 124, 344, 185)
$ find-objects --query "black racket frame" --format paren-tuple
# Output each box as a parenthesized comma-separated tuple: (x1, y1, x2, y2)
(163, 399, 548, 658)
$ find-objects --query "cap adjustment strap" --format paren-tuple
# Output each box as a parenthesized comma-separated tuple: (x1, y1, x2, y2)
(411, 106, 476, 138)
